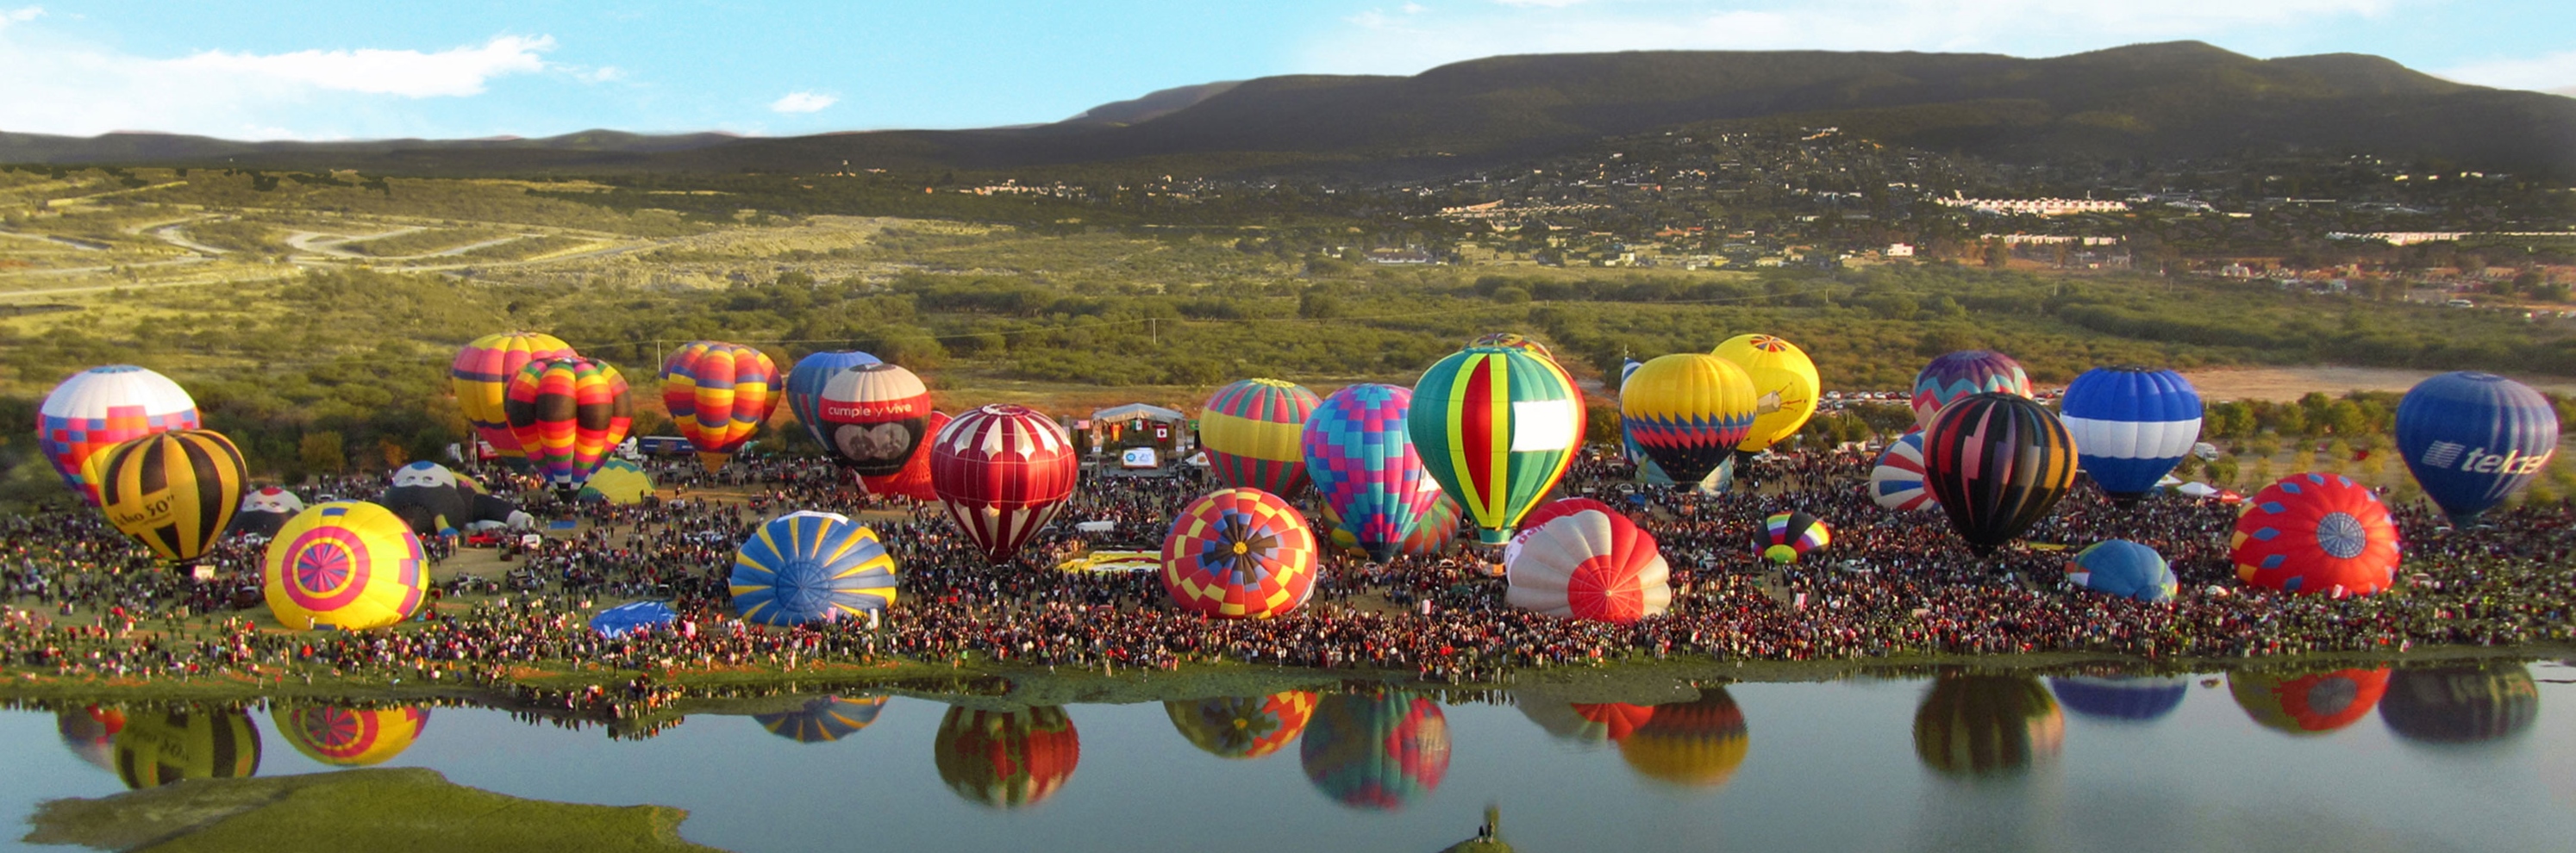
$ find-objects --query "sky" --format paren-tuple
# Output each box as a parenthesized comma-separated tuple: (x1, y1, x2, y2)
(0, 0, 2570, 141)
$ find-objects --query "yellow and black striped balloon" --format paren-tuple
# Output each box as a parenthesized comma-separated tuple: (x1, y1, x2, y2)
(95, 429, 247, 563)
(113, 708, 262, 790)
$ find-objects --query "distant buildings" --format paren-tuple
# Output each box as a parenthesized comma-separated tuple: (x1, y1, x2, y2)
(1939, 197, 2129, 215)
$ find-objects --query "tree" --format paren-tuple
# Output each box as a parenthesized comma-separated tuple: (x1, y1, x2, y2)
(300, 432, 347, 476)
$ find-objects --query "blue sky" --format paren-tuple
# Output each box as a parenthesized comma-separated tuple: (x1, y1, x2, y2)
(0, 0, 2570, 140)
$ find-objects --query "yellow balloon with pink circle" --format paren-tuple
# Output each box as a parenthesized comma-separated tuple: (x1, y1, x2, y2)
(261, 501, 428, 631)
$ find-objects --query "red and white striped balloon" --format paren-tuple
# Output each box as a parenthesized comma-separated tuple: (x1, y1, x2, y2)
(930, 405, 1079, 564)
(1503, 498, 1672, 624)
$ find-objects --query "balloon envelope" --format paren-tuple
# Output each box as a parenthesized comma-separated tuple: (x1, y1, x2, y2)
(785, 350, 880, 440)
(1869, 431, 1936, 512)
(1760, 511, 1829, 563)
(816, 363, 934, 476)
(661, 340, 781, 473)
(2395, 371, 2560, 524)
(1160, 488, 1318, 619)
(1471, 332, 1554, 362)
(1921, 393, 2079, 552)
(1203, 378, 1322, 495)
(1617, 688, 1750, 788)
(731, 511, 898, 626)
(1300, 693, 1450, 811)
(577, 458, 656, 504)
(1302, 383, 1434, 562)
(589, 601, 680, 637)
(1410, 347, 1585, 544)
(861, 410, 949, 501)
(935, 706, 1080, 809)
(1912, 350, 2032, 428)
(503, 357, 635, 490)
(1504, 498, 1672, 624)
(93, 429, 246, 563)
(452, 333, 576, 464)
(1622, 353, 1757, 486)
(1166, 692, 1317, 759)
(1710, 333, 1821, 453)
(930, 405, 1079, 563)
(113, 708, 260, 790)
(2066, 539, 2175, 602)
(261, 501, 428, 630)
(382, 461, 472, 536)
(39, 364, 200, 506)
(2230, 473, 2401, 595)
(2060, 366, 2202, 498)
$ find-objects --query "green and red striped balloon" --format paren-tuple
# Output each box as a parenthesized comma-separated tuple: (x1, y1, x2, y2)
(1408, 346, 1585, 545)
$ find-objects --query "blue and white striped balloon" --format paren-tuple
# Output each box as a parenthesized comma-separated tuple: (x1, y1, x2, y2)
(2060, 367, 2202, 499)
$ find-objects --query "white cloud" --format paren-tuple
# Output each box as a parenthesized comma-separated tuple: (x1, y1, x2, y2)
(1309, 0, 2401, 75)
(0, 27, 557, 139)
(2440, 50, 2576, 95)
(769, 91, 838, 113)
(1, 6, 41, 25)
(572, 65, 628, 84)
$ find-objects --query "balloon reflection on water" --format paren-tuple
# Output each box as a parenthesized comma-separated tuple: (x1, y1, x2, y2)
(1300, 692, 1451, 811)
(111, 707, 261, 790)
(1165, 692, 1316, 760)
(56, 706, 127, 771)
(2380, 664, 2540, 745)
(934, 706, 1081, 809)
(2048, 676, 2190, 723)
(2228, 668, 2391, 735)
(274, 705, 429, 767)
(1914, 674, 2065, 777)
(753, 695, 887, 744)
(1617, 688, 1750, 788)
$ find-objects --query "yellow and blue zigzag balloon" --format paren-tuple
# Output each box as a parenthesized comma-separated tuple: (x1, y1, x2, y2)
(731, 511, 898, 626)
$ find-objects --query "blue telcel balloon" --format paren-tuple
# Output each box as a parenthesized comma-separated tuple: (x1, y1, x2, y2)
(2066, 539, 2175, 603)
(785, 351, 882, 441)
(589, 601, 679, 638)
(2395, 371, 2560, 525)
(2049, 676, 2189, 722)
(731, 511, 899, 626)
(2059, 366, 2203, 500)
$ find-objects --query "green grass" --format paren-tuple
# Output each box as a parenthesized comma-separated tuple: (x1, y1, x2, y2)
(23, 768, 722, 853)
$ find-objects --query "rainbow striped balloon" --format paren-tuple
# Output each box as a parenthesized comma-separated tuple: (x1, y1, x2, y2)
(1410, 347, 1585, 544)
(503, 358, 635, 490)
(1911, 350, 2032, 428)
(449, 333, 576, 464)
(660, 340, 781, 473)
(1301, 383, 1433, 562)
(1202, 378, 1322, 496)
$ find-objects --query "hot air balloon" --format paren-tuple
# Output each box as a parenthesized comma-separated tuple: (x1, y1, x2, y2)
(1921, 393, 2078, 553)
(1913, 674, 2064, 776)
(1302, 383, 1434, 562)
(731, 511, 898, 626)
(2060, 366, 2203, 500)
(274, 705, 429, 767)
(757, 695, 888, 744)
(589, 601, 679, 638)
(862, 410, 948, 501)
(816, 363, 934, 477)
(39, 364, 199, 506)
(381, 460, 472, 536)
(1622, 353, 1757, 488)
(1161, 488, 1317, 619)
(660, 340, 781, 473)
(2230, 473, 2401, 595)
(2396, 371, 2560, 525)
(1760, 512, 1830, 563)
(91, 429, 245, 564)
(1166, 692, 1317, 759)
(261, 501, 428, 631)
(1411, 346, 1585, 544)
(1911, 350, 2032, 428)
(930, 405, 1079, 563)
(1504, 498, 1672, 624)
(934, 706, 1080, 809)
(1300, 693, 1450, 811)
(1618, 688, 1751, 788)
(578, 458, 657, 505)
(1516, 699, 1654, 745)
(2048, 676, 2189, 722)
(785, 350, 880, 439)
(2379, 664, 2540, 744)
(1471, 332, 1554, 362)
(113, 708, 260, 790)
(1202, 378, 1322, 495)
(58, 707, 125, 772)
(1869, 432, 1936, 512)
(503, 357, 635, 491)
(232, 487, 305, 539)
(1404, 491, 1464, 556)
(2228, 668, 2390, 735)
(2066, 539, 2176, 602)
(1711, 333, 1821, 458)
(451, 333, 577, 466)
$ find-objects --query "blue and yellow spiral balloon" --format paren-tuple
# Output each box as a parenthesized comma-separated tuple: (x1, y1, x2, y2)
(731, 511, 898, 626)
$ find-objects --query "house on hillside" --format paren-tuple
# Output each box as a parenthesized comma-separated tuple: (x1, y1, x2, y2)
(1365, 247, 1438, 265)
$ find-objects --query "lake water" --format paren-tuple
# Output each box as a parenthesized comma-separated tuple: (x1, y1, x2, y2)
(6, 661, 2574, 852)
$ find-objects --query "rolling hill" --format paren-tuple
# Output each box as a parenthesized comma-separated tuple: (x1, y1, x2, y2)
(5, 41, 2572, 180)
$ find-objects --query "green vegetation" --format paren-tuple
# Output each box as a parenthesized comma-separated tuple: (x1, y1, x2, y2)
(23, 767, 720, 852)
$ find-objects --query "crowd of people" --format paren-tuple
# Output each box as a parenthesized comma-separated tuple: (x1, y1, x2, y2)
(5, 445, 2575, 693)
